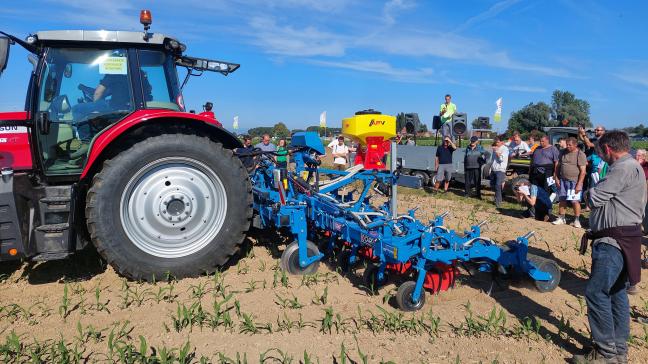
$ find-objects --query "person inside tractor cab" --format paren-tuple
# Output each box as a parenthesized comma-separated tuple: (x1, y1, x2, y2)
(71, 52, 132, 140)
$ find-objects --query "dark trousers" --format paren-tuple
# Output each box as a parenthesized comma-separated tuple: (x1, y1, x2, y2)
(585, 242, 629, 359)
(523, 202, 550, 221)
(489, 171, 505, 208)
(464, 168, 481, 197)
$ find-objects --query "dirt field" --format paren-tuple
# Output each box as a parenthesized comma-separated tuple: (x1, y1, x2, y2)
(1, 188, 648, 363)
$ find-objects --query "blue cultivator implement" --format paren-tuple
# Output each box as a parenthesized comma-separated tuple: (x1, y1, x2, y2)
(246, 129, 560, 311)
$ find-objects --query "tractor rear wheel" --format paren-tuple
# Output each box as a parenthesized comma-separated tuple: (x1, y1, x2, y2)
(86, 134, 252, 281)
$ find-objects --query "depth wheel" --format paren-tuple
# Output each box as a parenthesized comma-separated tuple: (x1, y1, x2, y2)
(280, 241, 320, 275)
(528, 254, 561, 292)
(362, 263, 387, 294)
(396, 281, 426, 311)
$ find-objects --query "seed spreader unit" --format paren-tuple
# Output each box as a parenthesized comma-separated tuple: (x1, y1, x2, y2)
(246, 110, 560, 311)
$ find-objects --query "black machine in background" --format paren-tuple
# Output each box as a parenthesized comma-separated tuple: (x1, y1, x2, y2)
(396, 112, 422, 134)
(477, 116, 490, 129)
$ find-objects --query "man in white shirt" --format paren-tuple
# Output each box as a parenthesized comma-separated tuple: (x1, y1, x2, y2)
(489, 136, 510, 208)
(506, 131, 530, 157)
(329, 136, 349, 171)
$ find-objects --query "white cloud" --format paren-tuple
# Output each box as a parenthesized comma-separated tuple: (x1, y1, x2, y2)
(615, 72, 648, 88)
(383, 0, 416, 26)
(481, 82, 547, 93)
(455, 0, 521, 33)
(247, 17, 347, 57)
(361, 31, 572, 77)
(308, 59, 435, 82)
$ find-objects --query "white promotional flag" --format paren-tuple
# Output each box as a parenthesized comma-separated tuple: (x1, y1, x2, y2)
(494, 97, 503, 122)
(233, 116, 239, 130)
(319, 111, 327, 128)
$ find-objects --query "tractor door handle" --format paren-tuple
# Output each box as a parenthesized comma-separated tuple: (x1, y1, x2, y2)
(38, 112, 51, 135)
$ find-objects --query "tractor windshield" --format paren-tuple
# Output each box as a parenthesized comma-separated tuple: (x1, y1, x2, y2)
(37, 47, 135, 173)
(36, 47, 183, 175)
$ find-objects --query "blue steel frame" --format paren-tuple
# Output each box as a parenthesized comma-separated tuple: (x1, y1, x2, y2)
(249, 132, 556, 305)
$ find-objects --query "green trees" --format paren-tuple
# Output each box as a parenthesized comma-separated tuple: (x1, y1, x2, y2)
(507, 90, 591, 134)
(508, 102, 553, 134)
(550, 90, 591, 127)
(272, 122, 291, 139)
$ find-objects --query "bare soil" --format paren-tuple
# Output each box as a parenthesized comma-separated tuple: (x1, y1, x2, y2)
(2, 188, 648, 363)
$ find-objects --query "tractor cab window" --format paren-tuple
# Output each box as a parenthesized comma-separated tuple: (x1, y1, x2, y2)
(139, 50, 182, 111)
(37, 48, 134, 174)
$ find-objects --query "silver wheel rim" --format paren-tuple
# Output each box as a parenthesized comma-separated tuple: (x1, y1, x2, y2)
(120, 157, 227, 258)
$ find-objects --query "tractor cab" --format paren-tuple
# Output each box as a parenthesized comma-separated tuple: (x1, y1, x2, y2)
(0, 12, 251, 281)
(0, 12, 238, 177)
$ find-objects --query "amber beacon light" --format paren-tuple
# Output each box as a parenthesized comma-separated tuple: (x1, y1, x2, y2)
(140, 10, 152, 28)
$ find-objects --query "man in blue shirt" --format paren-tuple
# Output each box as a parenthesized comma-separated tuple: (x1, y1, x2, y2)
(434, 136, 457, 192)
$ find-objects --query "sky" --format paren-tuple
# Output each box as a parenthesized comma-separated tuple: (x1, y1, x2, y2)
(1, 0, 647, 133)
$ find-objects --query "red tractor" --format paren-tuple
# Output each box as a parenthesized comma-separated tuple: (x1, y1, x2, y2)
(0, 12, 252, 280)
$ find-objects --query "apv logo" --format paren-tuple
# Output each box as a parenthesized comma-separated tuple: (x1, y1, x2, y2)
(368, 119, 386, 127)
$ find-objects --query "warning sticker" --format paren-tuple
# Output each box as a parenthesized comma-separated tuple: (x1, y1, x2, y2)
(99, 57, 128, 75)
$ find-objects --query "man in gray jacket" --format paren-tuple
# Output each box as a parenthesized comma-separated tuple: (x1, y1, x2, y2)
(572, 131, 646, 364)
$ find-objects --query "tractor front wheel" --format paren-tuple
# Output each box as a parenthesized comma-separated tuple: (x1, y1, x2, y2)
(86, 134, 252, 281)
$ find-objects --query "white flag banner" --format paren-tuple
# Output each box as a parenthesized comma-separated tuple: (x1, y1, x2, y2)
(319, 111, 327, 128)
(233, 116, 239, 130)
(494, 97, 503, 122)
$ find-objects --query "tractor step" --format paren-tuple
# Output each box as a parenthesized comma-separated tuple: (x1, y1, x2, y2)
(40, 196, 71, 204)
(33, 186, 74, 256)
(32, 252, 72, 261)
(35, 223, 70, 233)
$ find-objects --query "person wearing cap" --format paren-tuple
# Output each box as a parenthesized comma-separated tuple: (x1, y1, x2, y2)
(330, 136, 349, 171)
(464, 136, 487, 199)
(434, 136, 457, 192)
(200, 101, 215, 119)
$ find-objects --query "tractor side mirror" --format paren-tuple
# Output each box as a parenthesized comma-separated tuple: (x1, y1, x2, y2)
(0, 37, 10, 77)
(38, 112, 51, 135)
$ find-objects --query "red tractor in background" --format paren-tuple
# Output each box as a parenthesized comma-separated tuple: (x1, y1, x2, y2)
(0, 11, 252, 280)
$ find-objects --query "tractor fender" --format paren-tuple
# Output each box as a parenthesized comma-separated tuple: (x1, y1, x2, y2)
(80, 109, 242, 179)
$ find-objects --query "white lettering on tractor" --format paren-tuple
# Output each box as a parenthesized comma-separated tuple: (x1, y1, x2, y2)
(0, 126, 28, 134)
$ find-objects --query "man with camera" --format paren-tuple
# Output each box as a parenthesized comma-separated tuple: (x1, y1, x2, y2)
(434, 136, 457, 193)
(512, 178, 552, 221)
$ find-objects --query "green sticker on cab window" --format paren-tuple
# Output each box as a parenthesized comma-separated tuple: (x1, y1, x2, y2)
(99, 57, 127, 75)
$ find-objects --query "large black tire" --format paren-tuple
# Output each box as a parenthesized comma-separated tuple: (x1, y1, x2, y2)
(86, 134, 252, 281)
